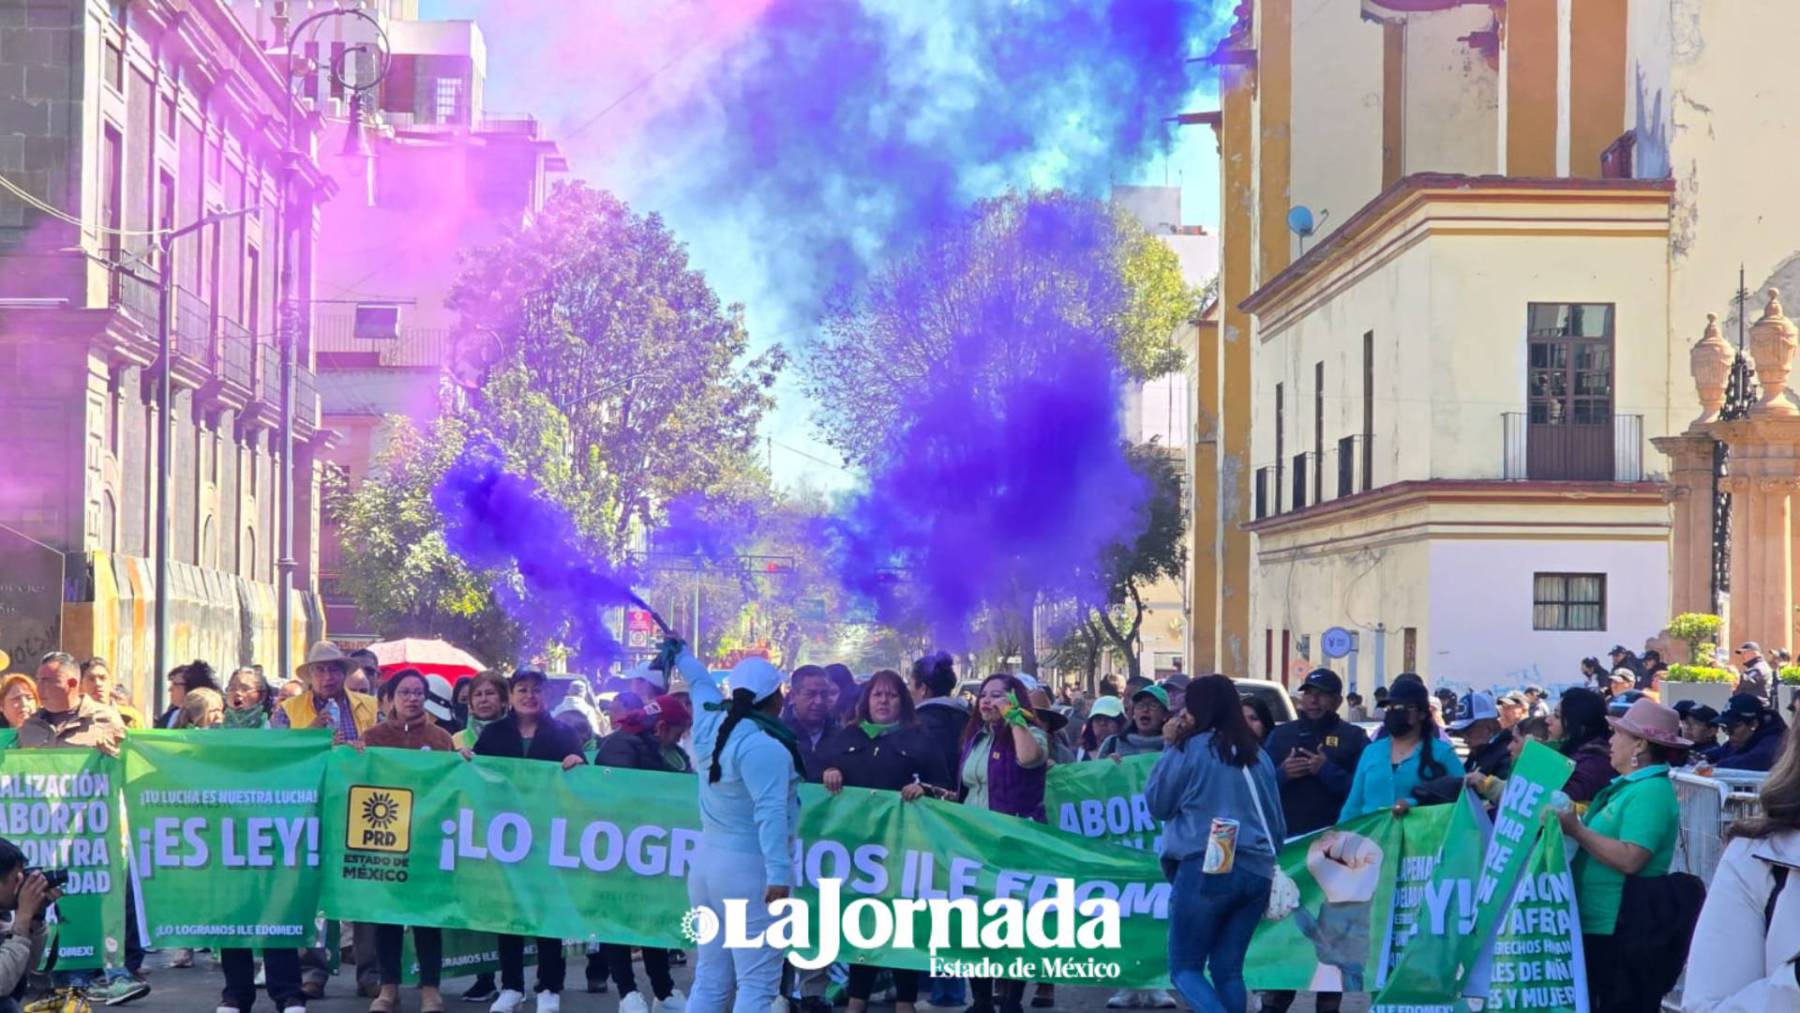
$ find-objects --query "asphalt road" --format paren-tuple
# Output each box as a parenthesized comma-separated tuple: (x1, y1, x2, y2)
(89, 949, 1364, 1013)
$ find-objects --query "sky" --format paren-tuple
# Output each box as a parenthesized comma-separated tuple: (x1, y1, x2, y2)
(419, 0, 1227, 491)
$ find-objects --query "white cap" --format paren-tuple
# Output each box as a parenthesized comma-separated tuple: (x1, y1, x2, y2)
(1448, 691, 1499, 731)
(623, 662, 668, 691)
(424, 674, 455, 722)
(1015, 673, 1042, 693)
(727, 657, 784, 703)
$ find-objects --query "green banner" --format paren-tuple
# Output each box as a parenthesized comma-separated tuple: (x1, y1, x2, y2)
(1241, 804, 1455, 993)
(0, 730, 16, 749)
(317, 748, 1170, 986)
(122, 730, 330, 947)
(1045, 754, 1163, 851)
(1483, 816, 1585, 1012)
(1373, 741, 1574, 1010)
(0, 749, 124, 970)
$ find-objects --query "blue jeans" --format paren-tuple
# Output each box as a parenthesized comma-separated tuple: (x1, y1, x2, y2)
(928, 973, 967, 1006)
(1167, 858, 1271, 1013)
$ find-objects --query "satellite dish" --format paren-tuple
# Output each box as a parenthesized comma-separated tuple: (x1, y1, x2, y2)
(1287, 206, 1316, 238)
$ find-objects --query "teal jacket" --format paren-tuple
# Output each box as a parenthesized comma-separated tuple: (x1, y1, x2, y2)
(1338, 737, 1450, 821)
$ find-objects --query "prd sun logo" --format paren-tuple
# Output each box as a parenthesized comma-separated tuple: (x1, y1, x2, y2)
(346, 785, 414, 853)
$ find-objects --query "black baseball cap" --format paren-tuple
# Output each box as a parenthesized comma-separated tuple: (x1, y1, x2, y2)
(1301, 669, 1342, 696)
(1716, 693, 1766, 726)
(508, 668, 548, 689)
(1387, 679, 1430, 709)
(1684, 704, 1720, 725)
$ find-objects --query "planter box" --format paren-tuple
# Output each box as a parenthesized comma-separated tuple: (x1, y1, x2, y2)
(1661, 682, 1734, 711)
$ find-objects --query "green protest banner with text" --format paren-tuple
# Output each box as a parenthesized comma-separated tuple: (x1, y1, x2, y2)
(1045, 754, 1162, 851)
(1482, 817, 1586, 1012)
(0, 730, 16, 749)
(319, 748, 1177, 986)
(0, 749, 124, 970)
(122, 730, 329, 947)
(1241, 804, 1453, 992)
(1373, 741, 1574, 1010)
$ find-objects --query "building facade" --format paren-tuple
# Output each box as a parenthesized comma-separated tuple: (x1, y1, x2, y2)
(227, 0, 566, 643)
(1193, 0, 1785, 694)
(0, 0, 328, 707)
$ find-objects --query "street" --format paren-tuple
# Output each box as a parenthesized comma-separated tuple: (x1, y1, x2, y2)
(107, 949, 1362, 1012)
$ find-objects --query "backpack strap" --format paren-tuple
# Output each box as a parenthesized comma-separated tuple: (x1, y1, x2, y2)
(1766, 864, 1790, 932)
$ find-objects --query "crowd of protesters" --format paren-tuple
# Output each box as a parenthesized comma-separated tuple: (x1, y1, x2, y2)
(0, 636, 1796, 1013)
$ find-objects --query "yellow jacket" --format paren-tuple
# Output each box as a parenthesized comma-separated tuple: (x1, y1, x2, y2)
(279, 691, 379, 736)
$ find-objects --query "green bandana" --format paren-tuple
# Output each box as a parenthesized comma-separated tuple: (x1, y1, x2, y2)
(859, 720, 900, 739)
(222, 706, 267, 729)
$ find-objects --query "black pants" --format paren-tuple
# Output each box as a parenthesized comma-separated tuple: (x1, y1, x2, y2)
(498, 935, 565, 995)
(1260, 990, 1340, 1013)
(219, 947, 304, 1010)
(848, 965, 918, 1004)
(1584, 934, 1664, 1013)
(122, 879, 144, 974)
(971, 977, 1025, 1013)
(604, 944, 673, 1000)
(376, 924, 442, 987)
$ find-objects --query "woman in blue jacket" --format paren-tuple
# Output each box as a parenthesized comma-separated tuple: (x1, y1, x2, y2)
(1146, 675, 1287, 1013)
(1340, 678, 1452, 820)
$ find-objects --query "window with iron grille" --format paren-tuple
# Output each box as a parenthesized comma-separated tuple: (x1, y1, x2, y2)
(1532, 573, 1606, 631)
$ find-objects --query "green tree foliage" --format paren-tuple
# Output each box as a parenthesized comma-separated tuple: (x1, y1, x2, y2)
(803, 189, 1200, 466)
(1084, 442, 1188, 683)
(335, 183, 784, 668)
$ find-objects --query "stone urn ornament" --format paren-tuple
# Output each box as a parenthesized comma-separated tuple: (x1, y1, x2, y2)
(1749, 289, 1800, 417)
(1689, 312, 1735, 429)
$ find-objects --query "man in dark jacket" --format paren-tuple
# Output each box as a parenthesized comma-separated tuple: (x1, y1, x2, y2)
(591, 695, 692, 1007)
(1448, 691, 1515, 780)
(1260, 668, 1368, 1013)
(783, 666, 838, 775)
(1708, 693, 1786, 771)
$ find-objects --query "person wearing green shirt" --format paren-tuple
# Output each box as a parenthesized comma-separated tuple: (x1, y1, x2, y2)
(1558, 697, 1686, 1012)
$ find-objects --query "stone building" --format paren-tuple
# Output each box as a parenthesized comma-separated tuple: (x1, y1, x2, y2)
(0, 0, 328, 706)
(1190, 0, 1783, 694)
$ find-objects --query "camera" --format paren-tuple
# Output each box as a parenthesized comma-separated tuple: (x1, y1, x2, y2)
(25, 868, 68, 889)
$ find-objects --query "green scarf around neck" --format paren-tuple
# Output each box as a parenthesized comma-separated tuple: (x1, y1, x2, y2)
(222, 706, 267, 729)
(859, 720, 900, 739)
(703, 701, 801, 751)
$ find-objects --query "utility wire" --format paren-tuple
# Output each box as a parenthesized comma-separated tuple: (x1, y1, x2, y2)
(0, 172, 172, 238)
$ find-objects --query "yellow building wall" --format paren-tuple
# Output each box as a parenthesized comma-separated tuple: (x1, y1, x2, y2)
(1287, 0, 1384, 252)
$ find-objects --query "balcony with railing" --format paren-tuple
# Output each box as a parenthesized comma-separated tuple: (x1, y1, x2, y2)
(313, 312, 453, 369)
(106, 259, 158, 322)
(1502, 411, 1644, 482)
(170, 286, 212, 367)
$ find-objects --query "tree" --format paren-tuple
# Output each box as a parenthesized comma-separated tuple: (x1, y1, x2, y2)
(1087, 442, 1187, 683)
(802, 190, 1200, 665)
(447, 181, 784, 560)
(330, 411, 524, 668)
(336, 183, 785, 669)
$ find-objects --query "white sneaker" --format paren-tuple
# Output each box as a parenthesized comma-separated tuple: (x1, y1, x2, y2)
(490, 990, 526, 1013)
(772, 997, 791, 1013)
(282, 1007, 306, 1013)
(1106, 990, 1136, 1009)
(535, 990, 562, 1013)
(215, 1007, 238, 1013)
(656, 988, 688, 1013)
(1147, 990, 1177, 1008)
(620, 991, 652, 1013)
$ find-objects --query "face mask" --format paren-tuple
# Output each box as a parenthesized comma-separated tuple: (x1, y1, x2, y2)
(1383, 708, 1415, 737)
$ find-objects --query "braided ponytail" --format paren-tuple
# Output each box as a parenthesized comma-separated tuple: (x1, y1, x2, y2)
(709, 687, 758, 784)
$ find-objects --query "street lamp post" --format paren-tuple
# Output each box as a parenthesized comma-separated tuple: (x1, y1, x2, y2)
(271, 3, 388, 684)
(153, 207, 261, 716)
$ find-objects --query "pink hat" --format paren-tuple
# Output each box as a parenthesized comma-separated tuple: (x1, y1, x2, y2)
(1607, 698, 1692, 749)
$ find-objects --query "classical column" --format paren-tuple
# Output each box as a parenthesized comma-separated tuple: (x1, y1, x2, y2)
(1709, 291, 1800, 649)
(1654, 312, 1736, 618)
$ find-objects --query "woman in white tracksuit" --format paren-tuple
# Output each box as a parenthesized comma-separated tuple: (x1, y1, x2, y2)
(675, 646, 804, 1013)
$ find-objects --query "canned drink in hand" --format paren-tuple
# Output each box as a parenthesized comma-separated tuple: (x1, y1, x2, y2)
(1203, 817, 1239, 874)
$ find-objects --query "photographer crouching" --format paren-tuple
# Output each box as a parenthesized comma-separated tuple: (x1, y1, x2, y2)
(0, 839, 61, 1013)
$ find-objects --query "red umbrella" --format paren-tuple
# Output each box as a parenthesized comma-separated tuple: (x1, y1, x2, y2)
(367, 638, 486, 681)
